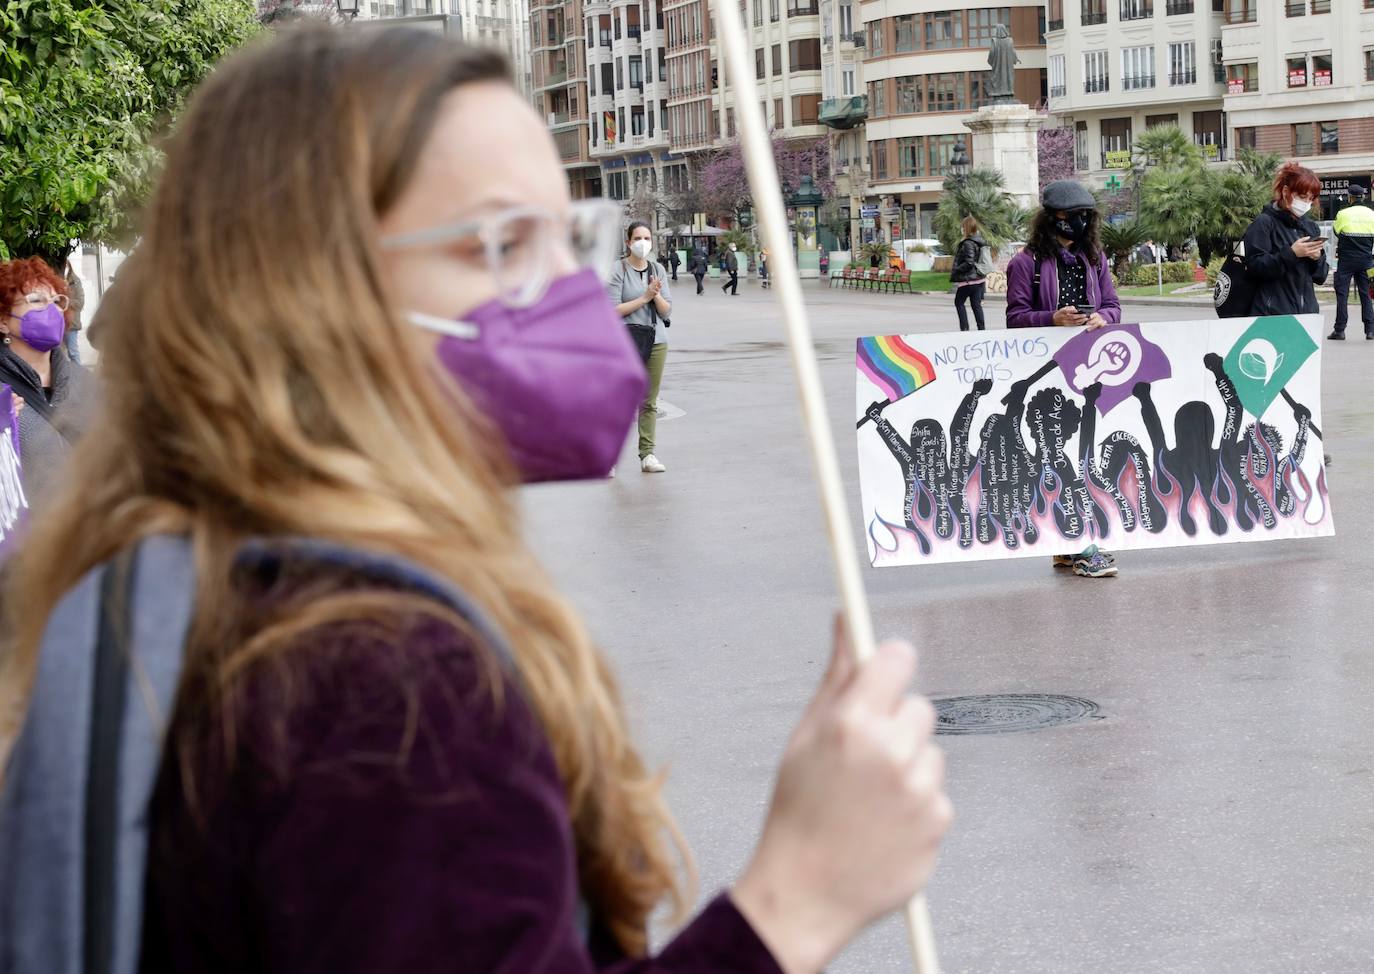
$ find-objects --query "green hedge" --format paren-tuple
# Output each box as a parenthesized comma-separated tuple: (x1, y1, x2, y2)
(1127, 261, 1195, 286)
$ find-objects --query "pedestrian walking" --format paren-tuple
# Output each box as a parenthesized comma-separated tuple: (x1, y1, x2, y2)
(1005, 179, 1121, 579)
(949, 216, 990, 332)
(62, 252, 85, 364)
(666, 244, 681, 281)
(0, 256, 98, 509)
(1240, 162, 1328, 321)
(609, 220, 671, 473)
(690, 246, 707, 293)
(722, 242, 740, 295)
(1328, 183, 1374, 340)
(758, 248, 770, 289)
(0, 28, 951, 974)
(1135, 239, 1157, 265)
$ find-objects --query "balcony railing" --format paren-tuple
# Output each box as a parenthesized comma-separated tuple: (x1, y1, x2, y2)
(1225, 4, 1257, 23)
(1213, 64, 1226, 83)
(1168, 70, 1196, 85)
(1048, 18, 1064, 30)
(1050, 84, 1067, 97)
(1284, 0, 1303, 14)
(546, 68, 569, 85)
(1122, 74, 1156, 90)
(818, 95, 868, 129)
(1310, 0, 1330, 11)
(1165, 0, 1192, 11)
(851, 31, 865, 46)
(1119, 1, 1153, 19)
(627, 25, 641, 37)
(1082, 11, 1107, 24)
(1084, 76, 1110, 93)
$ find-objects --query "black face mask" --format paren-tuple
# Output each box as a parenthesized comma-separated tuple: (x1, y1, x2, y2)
(1053, 211, 1092, 243)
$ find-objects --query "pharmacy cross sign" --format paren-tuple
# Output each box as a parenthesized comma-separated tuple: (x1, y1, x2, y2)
(1104, 174, 1122, 191)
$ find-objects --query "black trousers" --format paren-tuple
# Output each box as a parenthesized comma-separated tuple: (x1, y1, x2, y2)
(693, 272, 705, 294)
(955, 282, 986, 331)
(722, 271, 738, 295)
(1333, 267, 1374, 334)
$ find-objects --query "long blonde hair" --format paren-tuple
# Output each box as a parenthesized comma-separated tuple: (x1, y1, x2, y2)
(0, 26, 685, 953)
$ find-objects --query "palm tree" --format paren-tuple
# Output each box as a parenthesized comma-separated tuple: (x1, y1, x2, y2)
(932, 167, 1018, 254)
(1140, 163, 1206, 255)
(1099, 219, 1149, 281)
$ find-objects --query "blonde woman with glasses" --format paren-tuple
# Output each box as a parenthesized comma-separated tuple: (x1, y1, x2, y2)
(0, 27, 949, 974)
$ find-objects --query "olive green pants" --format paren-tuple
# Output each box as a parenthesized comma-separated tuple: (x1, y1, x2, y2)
(638, 342, 667, 458)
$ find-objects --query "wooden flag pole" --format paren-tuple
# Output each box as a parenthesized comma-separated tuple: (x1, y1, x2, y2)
(707, 0, 941, 970)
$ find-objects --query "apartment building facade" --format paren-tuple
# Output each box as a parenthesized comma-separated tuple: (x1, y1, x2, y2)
(860, 3, 1048, 241)
(530, 0, 602, 196)
(1222, 0, 1374, 211)
(1045, 0, 1227, 189)
(585, 0, 693, 216)
(359, 0, 534, 98)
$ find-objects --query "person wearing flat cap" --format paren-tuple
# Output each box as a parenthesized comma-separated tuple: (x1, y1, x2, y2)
(1005, 179, 1122, 579)
(1005, 179, 1121, 333)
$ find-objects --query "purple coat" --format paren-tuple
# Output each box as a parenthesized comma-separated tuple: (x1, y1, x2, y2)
(1005, 247, 1122, 328)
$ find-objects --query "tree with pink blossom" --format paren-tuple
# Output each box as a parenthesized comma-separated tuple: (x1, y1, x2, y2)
(697, 134, 834, 223)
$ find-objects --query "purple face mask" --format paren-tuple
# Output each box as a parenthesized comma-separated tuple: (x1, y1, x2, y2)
(15, 303, 65, 353)
(409, 269, 647, 483)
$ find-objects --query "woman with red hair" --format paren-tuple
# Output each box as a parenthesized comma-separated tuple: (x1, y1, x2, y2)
(0, 256, 97, 508)
(1240, 162, 1329, 316)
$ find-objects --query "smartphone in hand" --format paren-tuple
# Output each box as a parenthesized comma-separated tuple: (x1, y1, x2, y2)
(1075, 305, 1096, 317)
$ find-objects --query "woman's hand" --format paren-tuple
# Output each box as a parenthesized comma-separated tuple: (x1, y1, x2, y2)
(732, 619, 952, 974)
(1291, 236, 1325, 260)
(1084, 312, 1107, 331)
(644, 278, 662, 302)
(1052, 305, 1087, 327)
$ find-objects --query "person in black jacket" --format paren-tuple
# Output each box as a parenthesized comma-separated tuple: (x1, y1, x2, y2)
(949, 216, 989, 331)
(1240, 161, 1328, 316)
(689, 247, 707, 294)
(665, 244, 681, 281)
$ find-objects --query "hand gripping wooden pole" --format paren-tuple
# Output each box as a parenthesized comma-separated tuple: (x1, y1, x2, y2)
(706, 0, 941, 970)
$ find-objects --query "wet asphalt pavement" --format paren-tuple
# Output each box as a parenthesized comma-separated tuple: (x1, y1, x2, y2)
(520, 277, 1374, 973)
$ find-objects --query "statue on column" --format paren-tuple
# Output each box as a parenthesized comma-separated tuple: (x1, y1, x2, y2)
(987, 24, 1020, 104)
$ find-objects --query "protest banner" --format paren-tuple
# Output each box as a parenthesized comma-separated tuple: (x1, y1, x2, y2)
(856, 316, 1333, 567)
(0, 386, 28, 556)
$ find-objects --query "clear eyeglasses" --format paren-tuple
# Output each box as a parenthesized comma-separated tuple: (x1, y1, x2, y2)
(380, 198, 625, 308)
(21, 292, 69, 312)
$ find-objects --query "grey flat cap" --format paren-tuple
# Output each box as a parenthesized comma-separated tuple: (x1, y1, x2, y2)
(1041, 180, 1097, 211)
(1350, 184, 1368, 198)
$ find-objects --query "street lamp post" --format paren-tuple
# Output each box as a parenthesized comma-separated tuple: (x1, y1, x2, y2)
(335, 0, 360, 20)
(947, 140, 971, 190)
(788, 174, 824, 278)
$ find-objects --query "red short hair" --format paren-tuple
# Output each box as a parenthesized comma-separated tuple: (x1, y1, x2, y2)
(1273, 162, 1321, 204)
(0, 257, 68, 315)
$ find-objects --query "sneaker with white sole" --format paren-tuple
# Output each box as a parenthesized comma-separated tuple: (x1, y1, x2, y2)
(1072, 547, 1118, 578)
(1053, 546, 1115, 569)
(640, 454, 666, 473)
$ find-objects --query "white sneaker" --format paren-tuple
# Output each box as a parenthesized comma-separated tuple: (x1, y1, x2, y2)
(608, 466, 616, 478)
(640, 454, 666, 473)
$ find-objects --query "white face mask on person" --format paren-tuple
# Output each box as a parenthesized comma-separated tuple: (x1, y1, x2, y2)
(630, 240, 652, 259)
(1290, 198, 1314, 218)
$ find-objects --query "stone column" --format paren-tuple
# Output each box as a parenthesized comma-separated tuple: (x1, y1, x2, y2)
(961, 104, 1048, 210)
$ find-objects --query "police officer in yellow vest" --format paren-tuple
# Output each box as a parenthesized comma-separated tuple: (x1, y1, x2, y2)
(1330, 183, 1374, 340)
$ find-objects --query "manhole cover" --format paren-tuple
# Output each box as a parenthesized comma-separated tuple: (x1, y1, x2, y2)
(933, 694, 1101, 735)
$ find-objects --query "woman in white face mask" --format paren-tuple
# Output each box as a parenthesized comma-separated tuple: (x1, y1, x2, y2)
(609, 220, 672, 472)
(1240, 161, 1329, 317)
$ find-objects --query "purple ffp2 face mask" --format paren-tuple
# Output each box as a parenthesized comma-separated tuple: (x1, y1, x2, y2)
(17, 304, 65, 353)
(409, 269, 648, 483)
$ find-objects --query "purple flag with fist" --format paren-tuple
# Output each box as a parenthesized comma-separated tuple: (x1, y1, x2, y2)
(1052, 323, 1172, 414)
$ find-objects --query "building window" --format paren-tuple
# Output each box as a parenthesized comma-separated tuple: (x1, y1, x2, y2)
(787, 0, 819, 14)
(660, 48, 667, 82)
(843, 66, 856, 96)
(790, 38, 821, 72)
(629, 56, 643, 89)
(1084, 50, 1109, 93)
(772, 44, 781, 76)
(1120, 0, 1152, 20)
(894, 14, 918, 53)
(867, 21, 884, 56)
(1166, 0, 1193, 12)
(792, 94, 821, 124)
(870, 140, 888, 180)
(1291, 123, 1336, 157)
(968, 8, 1011, 46)
(754, 0, 763, 25)
(769, 0, 778, 21)
(1225, 0, 1256, 23)
(1082, 0, 1107, 25)
(927, 73, 965, 112)
(970, 70, 993, 108)
(1312, 53, 1332, 87)
(1366, 48, 1374, 82)
(867, 79, 886, 118)
(898, 137, 924, 178)
(924, 11, 963, 49)
(1122, 45, 1156, 90)
(1193, 109, 1223, 160)
(1311, 0, 1330, 10)
(1049, 54, 1066, 98)
(1320, 120, 1339, 154)
(1168, 41, 1196, 85)
(839, 1, 853, 38)
(1101, 116, 1132, 169)
(896, 75, 921, 113)
(1284, 0, 1303, 14)
(1287, 56, 1307, 87)
(1226, 61, 1258, 93)
(927, 134, 960, 175)
(632, 107, 646, 135)
(755, 47, 764, 79)
(1236, 126, 1256, 150)
(1075, 120, 1089, 171)
(726, 108, 735, 137)
(1048, 0, 1065, 29)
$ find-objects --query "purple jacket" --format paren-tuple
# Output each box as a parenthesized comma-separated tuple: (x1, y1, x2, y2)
(140, 593, 783, 974)
(1005, 247, 1122, 328)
